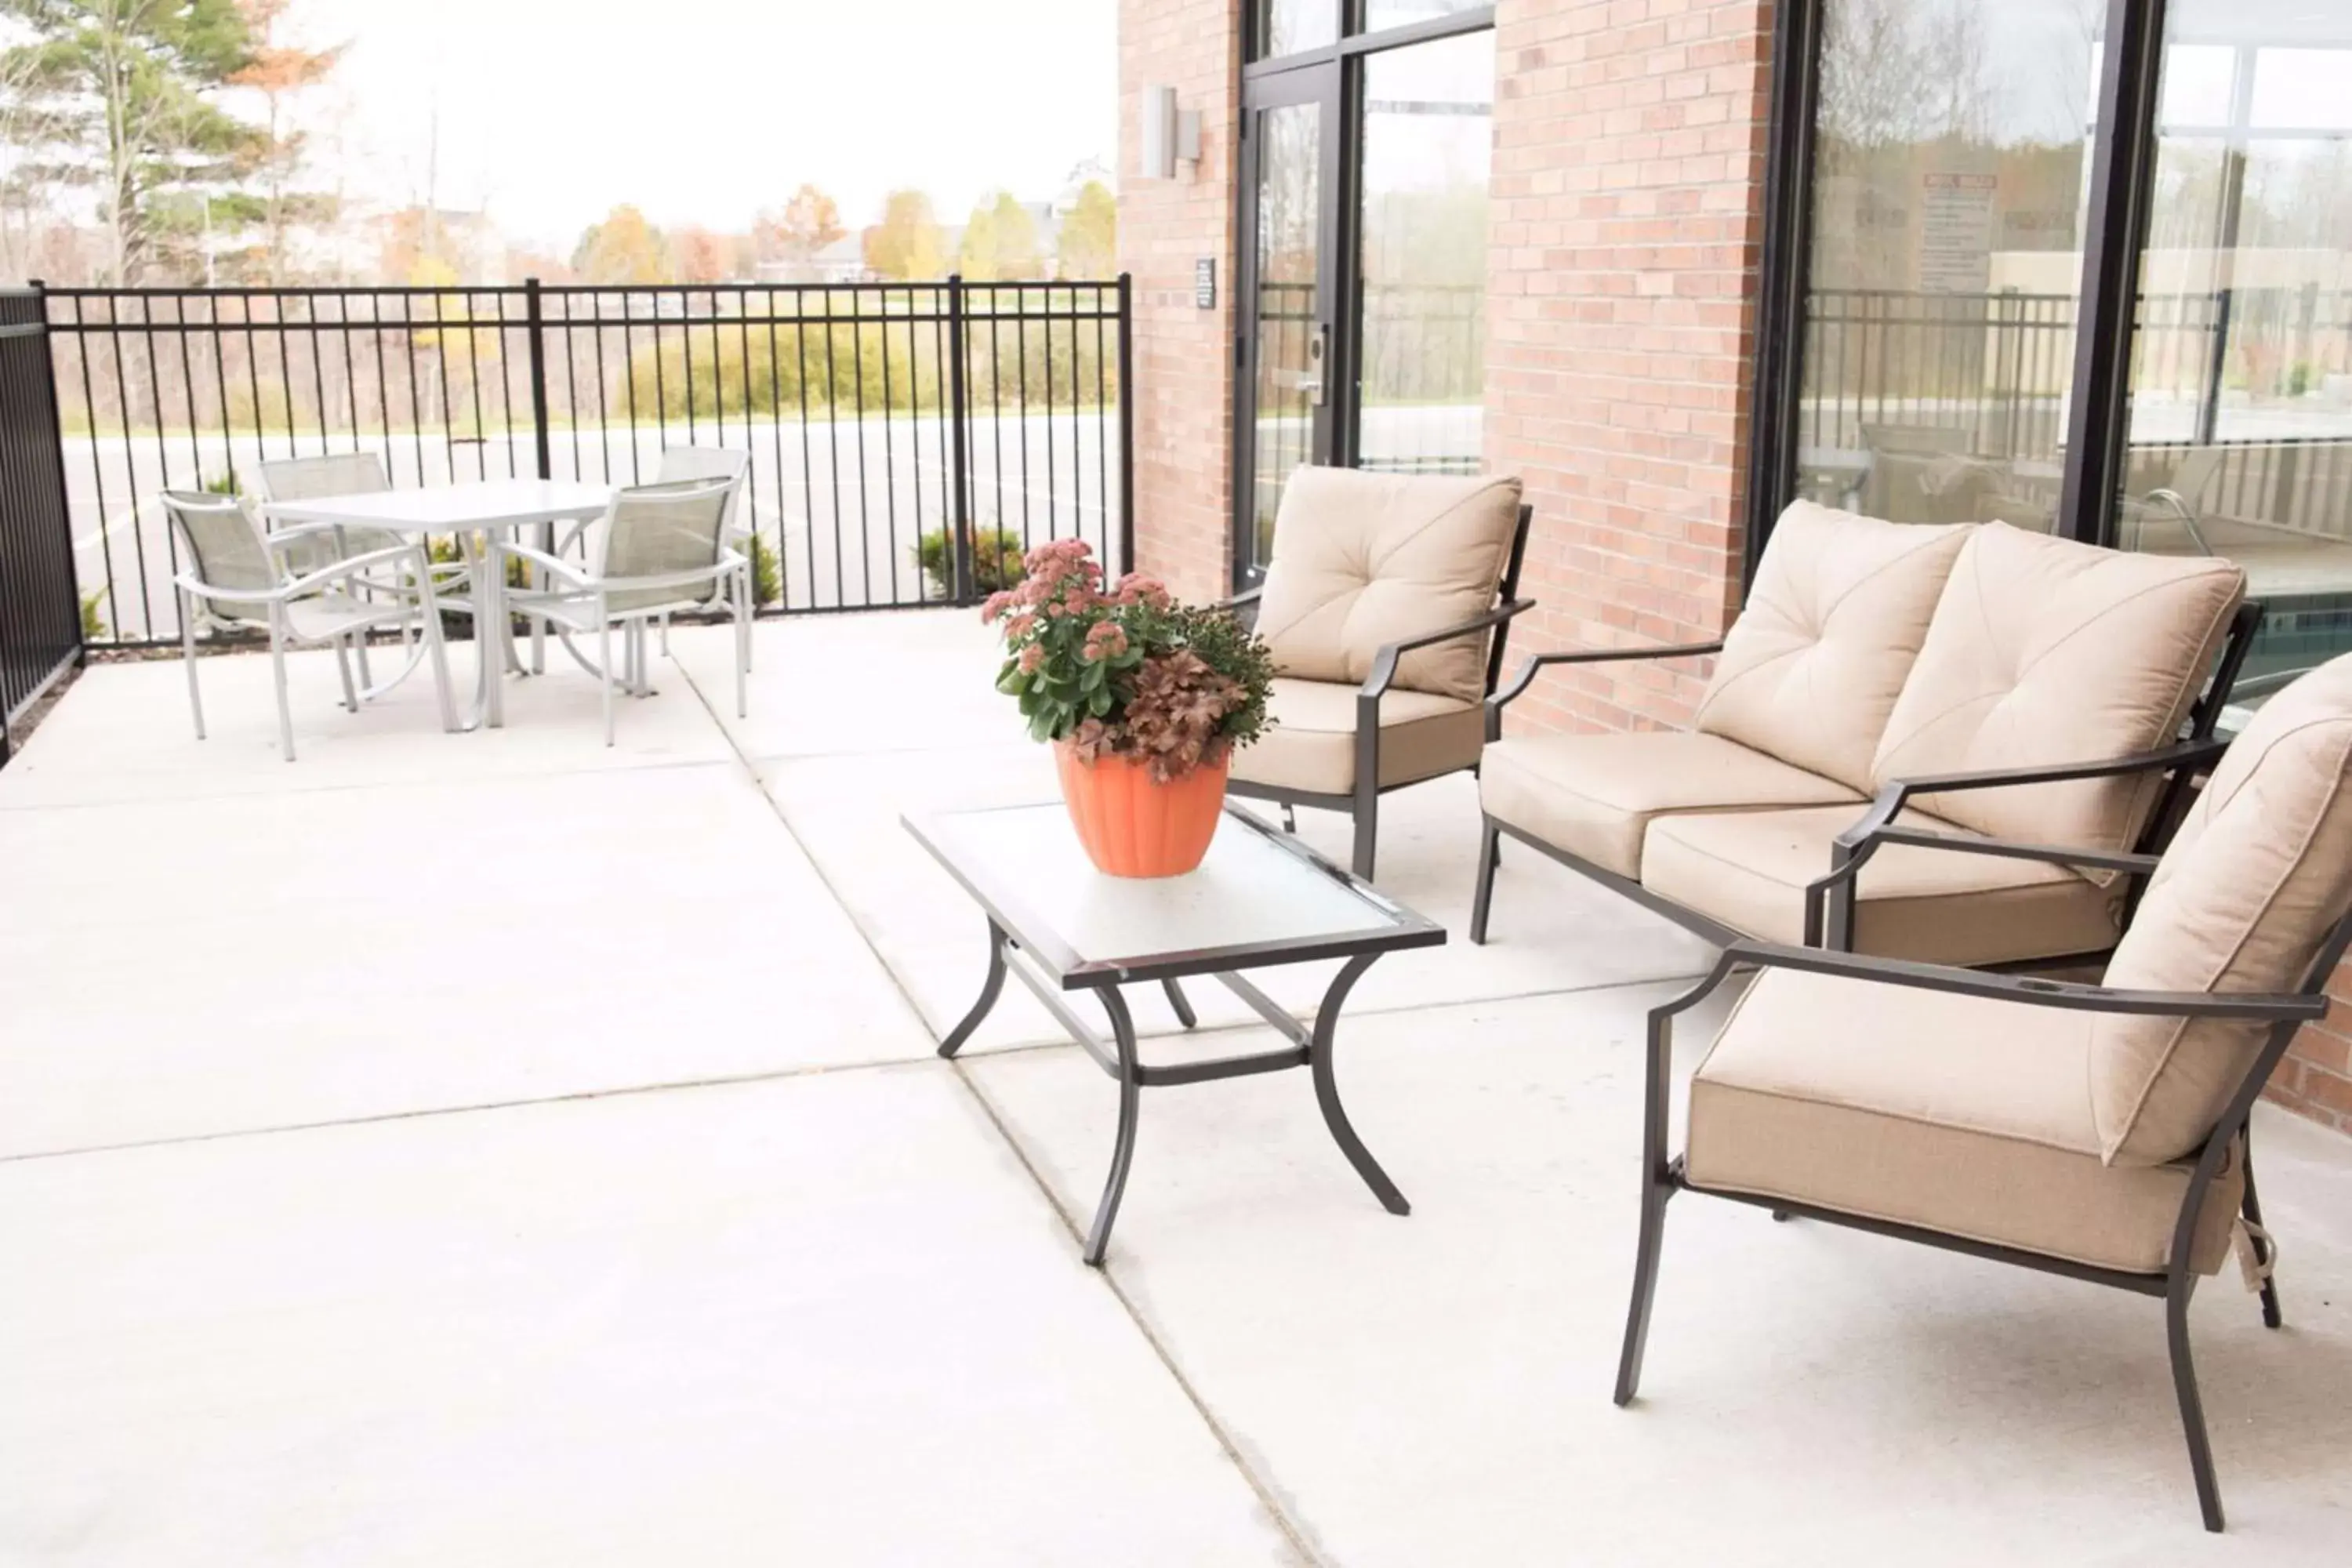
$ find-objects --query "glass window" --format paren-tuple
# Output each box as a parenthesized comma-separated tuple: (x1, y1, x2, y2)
(1361, 2, 1486, 34)
(1792, 0, 2095, 530)
(2120, 1, 2352, 690)
(1354, 29, 1492, 476)
(1254, 0, 1338, 60)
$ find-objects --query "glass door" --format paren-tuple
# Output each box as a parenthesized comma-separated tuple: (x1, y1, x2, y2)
(1236, 64, 1341, 579)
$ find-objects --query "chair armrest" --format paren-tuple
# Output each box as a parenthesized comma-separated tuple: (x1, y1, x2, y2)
(1359, 600, 1534, 700)
(1490, 641, 1723, 712)
(1210, 583, 1263, 627)
(1719, 939, 2327, 1023)
(279, 543, 434, 601)
(573, 558, 746, 597)
(496, 541, 597, 590)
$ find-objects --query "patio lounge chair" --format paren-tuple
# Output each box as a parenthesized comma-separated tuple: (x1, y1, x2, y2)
(1224, 466, 1533, 880)
(496, 477, 748, 744)
(162, 489, 457, 760)
(651, 445, 756, 670)
(1473, 506, 2258, 968)
(1614, 651, 2352, 1531)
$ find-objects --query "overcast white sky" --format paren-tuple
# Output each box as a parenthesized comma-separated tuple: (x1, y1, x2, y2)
(282, 0, 1117, 249)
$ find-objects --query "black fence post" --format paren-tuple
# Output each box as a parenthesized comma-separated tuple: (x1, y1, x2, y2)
(1116, 272, 1135, 576)
(946, 273, 975, 604)
(0, 280, 84, 767)
(524, 277, 552, 481)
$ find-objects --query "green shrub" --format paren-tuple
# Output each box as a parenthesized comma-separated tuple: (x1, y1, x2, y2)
(749, 529, 782, 608)
(918, 526, 1025, 598)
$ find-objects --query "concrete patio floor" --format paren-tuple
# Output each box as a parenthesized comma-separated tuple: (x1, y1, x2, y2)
(5, 610, 2352, 1565)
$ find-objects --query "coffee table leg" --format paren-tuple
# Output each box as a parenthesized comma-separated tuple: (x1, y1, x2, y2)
(938, 921, 1007, 1059)
(1083, 985, 1143, 1267)
(1161, 978, 1197, 1029)
(1311, 952, 1409, 1216)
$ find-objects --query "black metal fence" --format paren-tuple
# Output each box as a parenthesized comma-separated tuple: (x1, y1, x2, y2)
(0, 288, 79, 758)
(45, 276, 1131, 648)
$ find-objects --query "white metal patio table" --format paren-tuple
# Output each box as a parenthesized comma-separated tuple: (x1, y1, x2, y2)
(908, 801, 1446, 1265)
(260, 479, 613, 730)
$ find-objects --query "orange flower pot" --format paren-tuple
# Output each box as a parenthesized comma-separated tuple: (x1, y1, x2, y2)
(1054, 741, 1229, 878)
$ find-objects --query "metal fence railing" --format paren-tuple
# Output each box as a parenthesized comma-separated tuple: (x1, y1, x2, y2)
(42, 276, 1131, 648)
(0, 288, 79, 758)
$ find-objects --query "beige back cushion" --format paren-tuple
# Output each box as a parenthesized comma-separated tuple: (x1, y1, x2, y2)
(2092, 655, 2352, 1165)
(1692, 503, 1974, 791)
(1870, 523, 2243, 849)
(1252, 467, 1524, 702)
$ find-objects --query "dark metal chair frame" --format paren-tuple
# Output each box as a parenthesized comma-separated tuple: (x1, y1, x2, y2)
(1615, 888, 2351, 1533)
(1469, 601, 2265, 967)
(1223, 504, 1537, 882)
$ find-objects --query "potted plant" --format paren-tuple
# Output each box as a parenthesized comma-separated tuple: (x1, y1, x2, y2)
(984, 539, 1273, 878)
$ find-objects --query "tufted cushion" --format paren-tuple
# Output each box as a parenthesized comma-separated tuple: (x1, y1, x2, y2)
(1640, 804, 2123, 965)
(2092, 655, 2352, 1165)
(1252, 467, 1524, 704)
(1691, 503, 1974, 792)
(1479, 731, 1862, 880)
(1871, 524, 2243, 854)
(1689, 967, 2241, 1275)
(1228, 678, 1484, 796)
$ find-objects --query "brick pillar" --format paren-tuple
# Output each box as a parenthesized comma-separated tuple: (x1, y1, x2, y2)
(1117, 0, 1242, 603)
(1483, 0, 1776, 735)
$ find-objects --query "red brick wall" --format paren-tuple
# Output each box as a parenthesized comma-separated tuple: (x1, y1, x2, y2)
(1116, 0, 1242, 604)
(1484, 0, 1774, 736)
(2272, 972, 2352, 1134)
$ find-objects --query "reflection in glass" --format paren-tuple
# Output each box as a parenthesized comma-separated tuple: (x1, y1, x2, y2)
(1362, 1, 1486, 34)
(1355, 31, 1492, 476)
(1793, 0, 2094, 529)
(1254, 0, 1338, 60)
(2124, 0, 2352, 689)
(1252, 102, 1324, 565)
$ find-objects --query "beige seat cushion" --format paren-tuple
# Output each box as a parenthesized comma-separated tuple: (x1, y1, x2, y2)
(1479, 731, 1862, 880)
(1229, 677, 1483, 797)
(1252, 467, 1523, 703)
(1871, 523, 2244, 855)
(1688, 967, 2240, 1276)
(1693, 503, 1974, 791)
(1641, 804, 2122, 965)
(2094, 654, 2352, 1165)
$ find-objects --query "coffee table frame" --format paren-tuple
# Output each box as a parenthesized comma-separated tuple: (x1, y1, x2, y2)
(906, 805, 1446, 1265)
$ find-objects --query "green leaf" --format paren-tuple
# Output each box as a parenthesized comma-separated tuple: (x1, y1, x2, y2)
(1087, 686, 1112, 717)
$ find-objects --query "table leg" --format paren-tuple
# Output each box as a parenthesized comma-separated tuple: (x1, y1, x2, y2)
(1084, 985, 1143, 1267)
(1309, 953, 1409, 1215)
(1161, 978, 1197, 1029)
(938, 921, 1007, 1058)
(481, 533, 507, 729)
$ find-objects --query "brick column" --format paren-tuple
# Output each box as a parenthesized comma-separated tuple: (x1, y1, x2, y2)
(1117, 0, 1242, 603)
(1483, 0, 1776, 735)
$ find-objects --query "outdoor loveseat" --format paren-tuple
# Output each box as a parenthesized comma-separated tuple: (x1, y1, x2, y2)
(1614, 651, 2352, 1531)
(1225, 466, 1533, 880)
(1472, 505, 2259, 968)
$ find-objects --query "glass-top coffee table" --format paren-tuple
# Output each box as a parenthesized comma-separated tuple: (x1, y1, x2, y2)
(905, 801, 1446, 1265)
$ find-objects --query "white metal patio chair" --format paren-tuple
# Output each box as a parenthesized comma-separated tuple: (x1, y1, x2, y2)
(495, 477, 749, 743)
(654, 445, 755, 667)
(162, 489, 456, 760)
(255, 452, 483, 675)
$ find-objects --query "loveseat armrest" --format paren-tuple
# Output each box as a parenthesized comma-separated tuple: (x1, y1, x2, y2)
(1799, 824, 2165, 947)
(1842, 735, 2231, 848)
(1488, 640, 1722, 724)
(1362, 599, 1534, 702)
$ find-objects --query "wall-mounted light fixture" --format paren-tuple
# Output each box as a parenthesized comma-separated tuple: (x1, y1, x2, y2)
(1140, 85, 1203, 180)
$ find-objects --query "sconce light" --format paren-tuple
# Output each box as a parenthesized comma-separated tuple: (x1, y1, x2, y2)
(1141, 85, 1203, 180)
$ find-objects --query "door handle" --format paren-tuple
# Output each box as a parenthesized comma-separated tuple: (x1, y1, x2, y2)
(1300, 321, 1329, 406)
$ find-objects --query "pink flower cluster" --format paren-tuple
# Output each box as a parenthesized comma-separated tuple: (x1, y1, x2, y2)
(980, 538, 1169, 626)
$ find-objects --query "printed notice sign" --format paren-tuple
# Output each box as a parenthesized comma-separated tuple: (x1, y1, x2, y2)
(1920, 172, 1996, 294)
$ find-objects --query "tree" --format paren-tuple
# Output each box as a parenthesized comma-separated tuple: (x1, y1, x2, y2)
(958, 191, 1041, 282)
(1057, 179, 1115, 279)
(0, 0, 261, 284)
(862, 188, 944, 281)
(228, 0, 344, 284)
(572, 203, 670, 285)
(755, 182, 844, 272)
